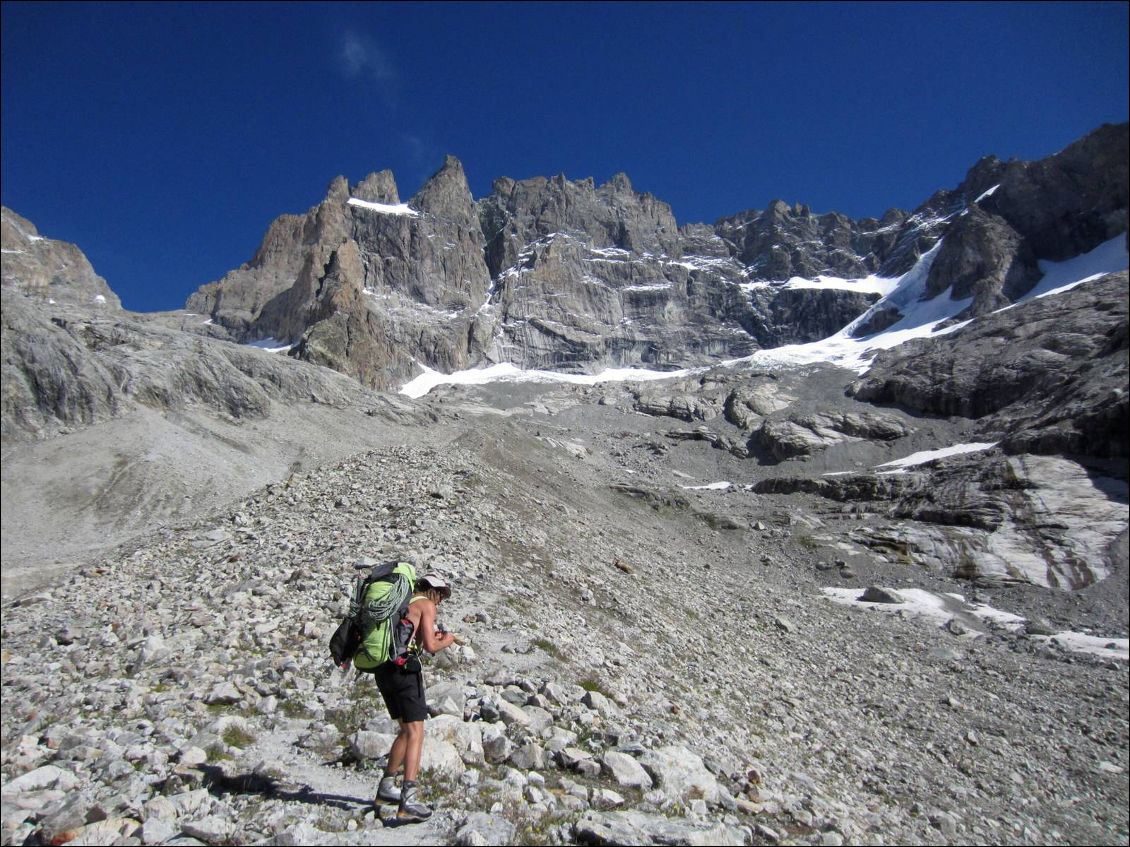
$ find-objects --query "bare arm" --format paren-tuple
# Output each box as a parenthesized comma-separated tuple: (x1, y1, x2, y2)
(413, 600, 456, 653)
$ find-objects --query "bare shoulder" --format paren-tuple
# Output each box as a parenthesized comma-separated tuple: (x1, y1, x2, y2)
(407, 596, 436, 624)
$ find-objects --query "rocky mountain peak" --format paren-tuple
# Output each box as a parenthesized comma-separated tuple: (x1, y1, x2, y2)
(323, 175, 350, 205)
(174, 122, 1127, 393)
(351, 170, 400, 204)
(1, 205, 121, 311)
(956, 122, 1128, 262)
(765, 199, 792, 218)
(1, 206, 39, 242)
(410, 154, 476, 222)
(602, 172, 633, 193)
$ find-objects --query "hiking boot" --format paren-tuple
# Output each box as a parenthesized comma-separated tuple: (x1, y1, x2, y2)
(376, 775, 401, 803)
(397, 781, 432, 821)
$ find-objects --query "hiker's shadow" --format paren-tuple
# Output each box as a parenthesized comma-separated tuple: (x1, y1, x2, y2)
(196, 764, 370, 811)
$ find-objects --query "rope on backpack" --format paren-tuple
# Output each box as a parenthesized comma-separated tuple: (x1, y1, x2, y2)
(358, 574, 411, 635)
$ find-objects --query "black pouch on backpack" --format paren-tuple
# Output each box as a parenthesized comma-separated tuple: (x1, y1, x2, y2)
(329, 617, 360, 667)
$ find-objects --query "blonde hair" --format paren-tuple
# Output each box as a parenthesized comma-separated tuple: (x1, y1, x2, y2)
(416, 587, 444, 604)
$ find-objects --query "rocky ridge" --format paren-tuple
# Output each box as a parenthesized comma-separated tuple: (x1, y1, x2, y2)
(0, 288, 380, 442)
(850, 271, 1129, 460)
(1, 207, 121, 311)
(183, 124, 1128, 390)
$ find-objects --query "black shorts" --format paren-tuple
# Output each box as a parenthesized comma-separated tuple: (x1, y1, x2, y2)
(372, 664, 428, 723)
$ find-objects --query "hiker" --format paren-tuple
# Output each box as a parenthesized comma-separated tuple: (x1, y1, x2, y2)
(370, 573, 457, 822)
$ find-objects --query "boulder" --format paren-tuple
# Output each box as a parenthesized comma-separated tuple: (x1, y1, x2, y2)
(638, 746, 723, 805)
(602, 750, 654, 789)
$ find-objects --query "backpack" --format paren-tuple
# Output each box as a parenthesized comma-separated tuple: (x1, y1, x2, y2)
(329, 560, 416, 669)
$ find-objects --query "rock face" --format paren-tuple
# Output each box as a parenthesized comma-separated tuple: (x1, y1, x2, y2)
(1, 207, 121, 310)
(761, 453, 1128, 590)
(850, 271, 1129, 459)
(911, 122, 1128, 325)
(186, 157, 493, 389)
(184, 122, 1128, 388)
(478, 171, 681, 278)
(0, 288, 375, 442)
(715, 200, 905, 280)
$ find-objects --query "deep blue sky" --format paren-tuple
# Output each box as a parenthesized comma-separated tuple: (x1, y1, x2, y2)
(3, 2, 1127, 312)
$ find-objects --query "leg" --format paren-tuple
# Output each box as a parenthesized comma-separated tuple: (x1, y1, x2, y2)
(384, 721, 409, 777)
(373, 669, 407, 805)
(402, 720, 425, 783)
(397, 721, 432, 821)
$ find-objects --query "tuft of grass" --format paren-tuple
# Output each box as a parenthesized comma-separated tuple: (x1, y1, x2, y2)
(516, 811, 578, 846)
(794, 533, 821, 550)
(279, 698, 313, 719)
(205, 744, 232, 763)
(532, 638, 565, 661)
(222, 724, 256, 748)
(578, 676, 612, 698)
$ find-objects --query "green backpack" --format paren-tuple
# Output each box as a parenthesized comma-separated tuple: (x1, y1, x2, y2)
(353, 561, 417, 671)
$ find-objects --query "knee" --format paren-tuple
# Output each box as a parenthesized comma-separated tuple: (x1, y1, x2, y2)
(402, 721, 425, 741)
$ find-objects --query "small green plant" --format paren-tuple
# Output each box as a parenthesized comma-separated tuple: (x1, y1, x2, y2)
(516, 811, 578, 846)
(794, 533, 821, 550)
(205, 744, 232, 763)
(222, 724, 257, 748)
(578, 676, 611, 698)
(532, 638, 565, 660)
(505, 594, 531, 613)
(325, 683, 372, 737)
(279, 698, 313, 719)
(420, 766, 461, 799)
(312, 811, 349, 833)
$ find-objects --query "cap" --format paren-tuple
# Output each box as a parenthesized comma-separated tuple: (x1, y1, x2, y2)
(418, 573, 452, 600)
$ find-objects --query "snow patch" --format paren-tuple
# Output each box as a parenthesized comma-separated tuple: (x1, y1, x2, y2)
(821, 587, 1128, 661)
(245, 338, 294, 353)
(723, 240, 958, 374)
(874, 442, 997, 474)
(347, 197, 420, 217)
(622, 283, 672, 293)
(1024, 235, 1128, 301)
(722, 234, 1127, 377)
(679, 481, 733, 491)
(400, 362, 692, 399)
(974, 184, 1000, 203)
(779, 273, 900, 297)
(587, 246, 631, 260)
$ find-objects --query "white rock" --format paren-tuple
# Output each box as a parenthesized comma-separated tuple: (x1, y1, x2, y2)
(178, 746, 208, 767)
(428, 714, 484, 764)
(639, 746, 722, 805)
(64, 818, 139, 845)
(204, 681, 242, 705)
(1, 765, 80, 795)
(420, 739, 466, 779)
(141, 816, 178, 845)
(602, 750, 654, 789)
(348, 730, 396, 760)
(494, 698, 532, 727)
